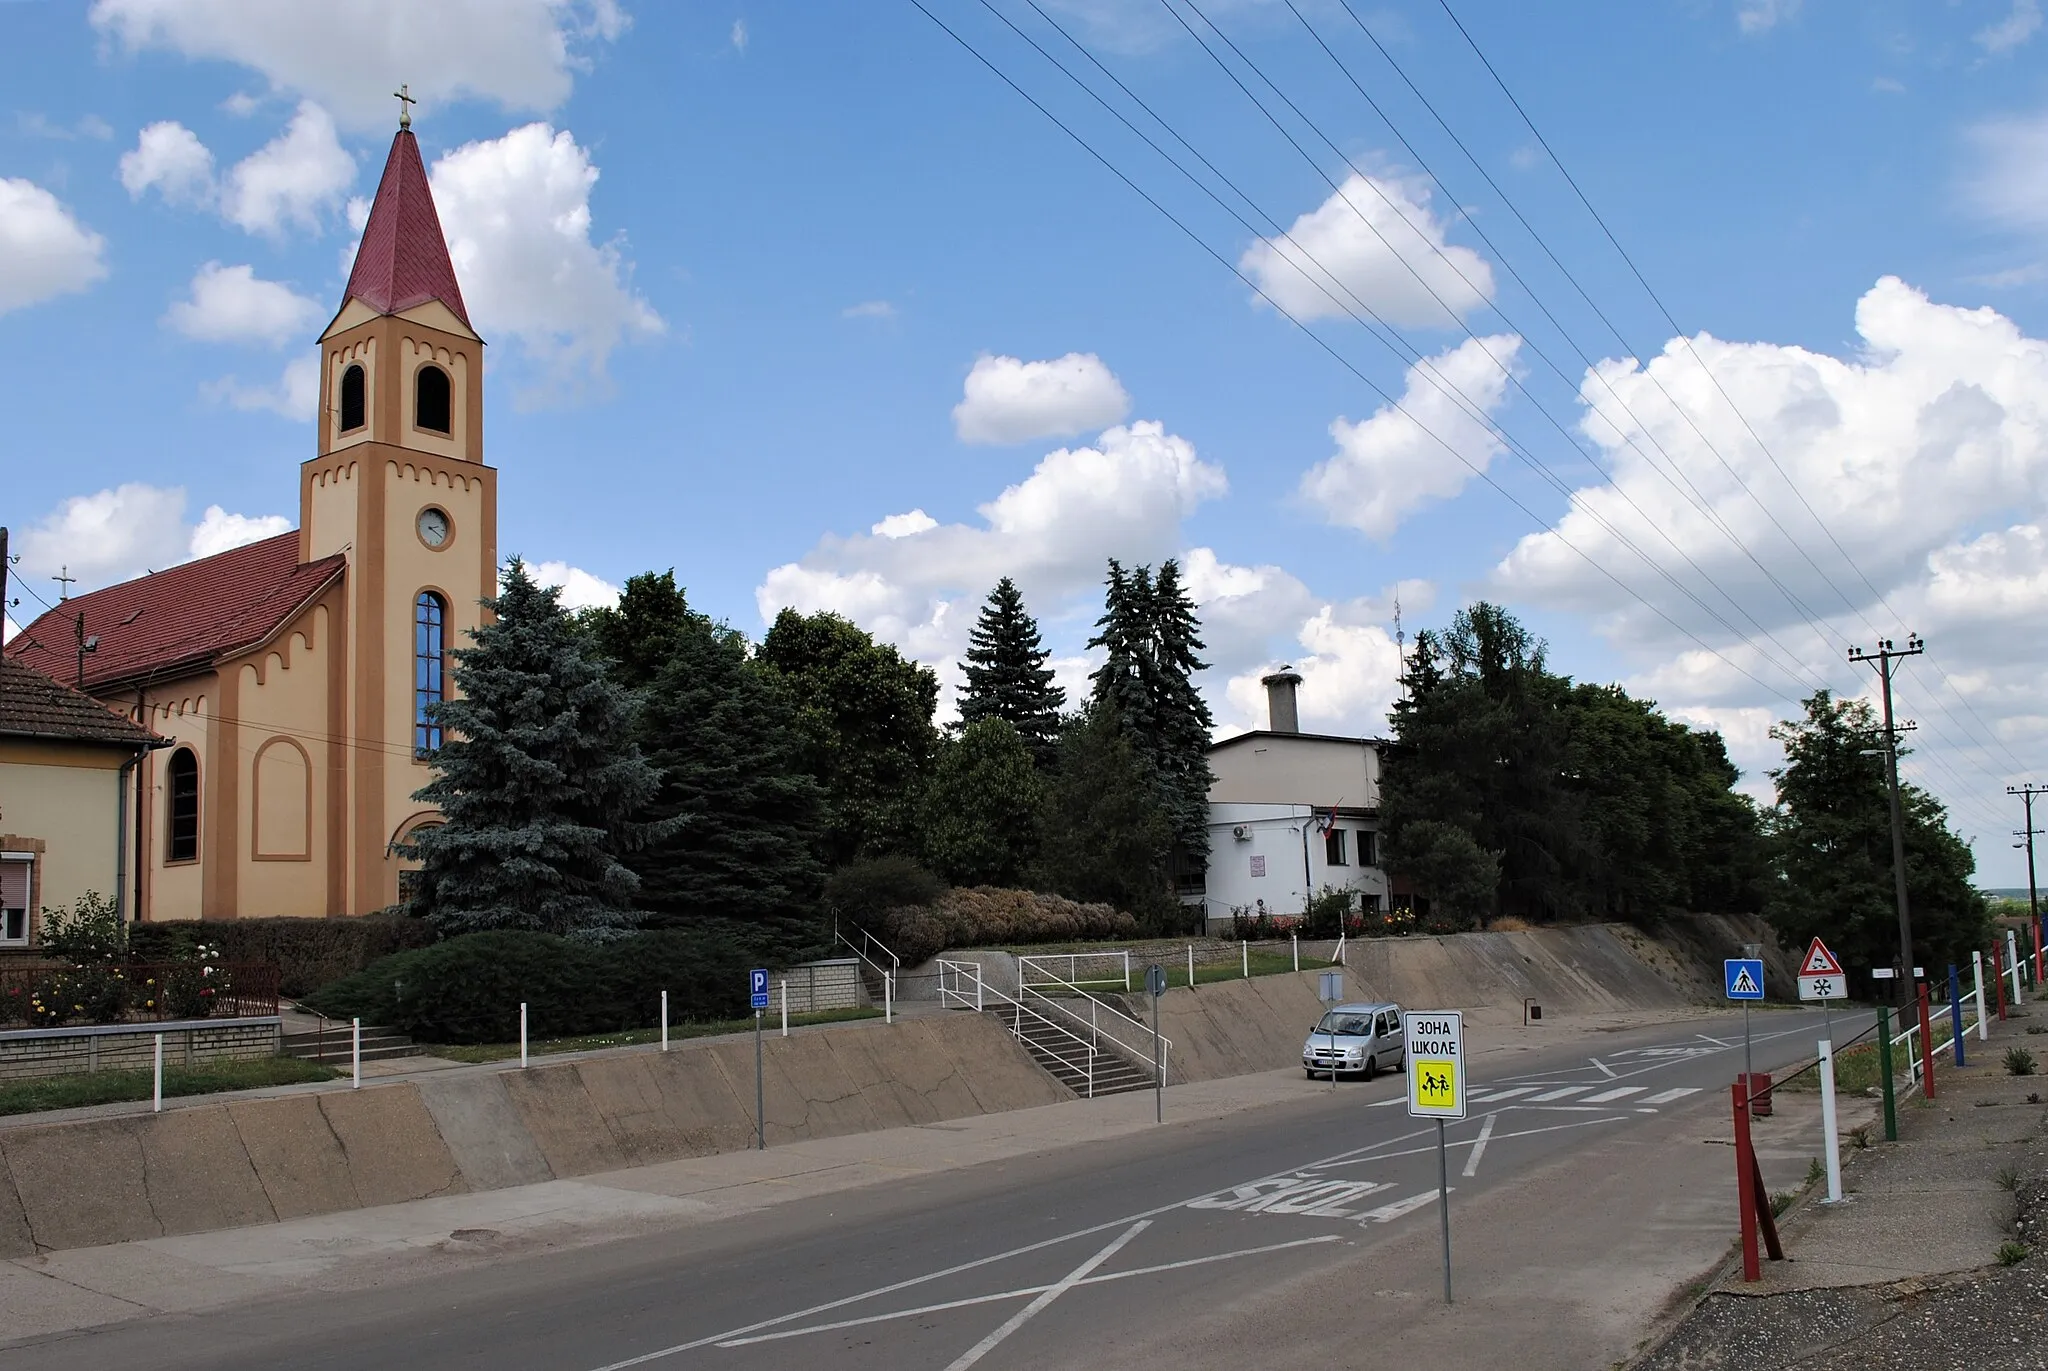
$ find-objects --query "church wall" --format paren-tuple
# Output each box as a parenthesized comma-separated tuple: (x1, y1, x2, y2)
(230, 604, 334, 919)
(396, 335, 469, 463)
(374, 454, 492, 909)
(302, 455, 359, 566)
(140, 686, 212, 922)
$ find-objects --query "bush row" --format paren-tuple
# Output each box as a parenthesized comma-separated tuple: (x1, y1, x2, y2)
(876, 887, 1136, 965)
(128, 915, 437, 998)
(301, 928, 759, 1043)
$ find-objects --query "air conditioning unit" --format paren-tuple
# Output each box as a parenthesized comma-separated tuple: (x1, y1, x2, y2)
(1231, 825, 1251, 841)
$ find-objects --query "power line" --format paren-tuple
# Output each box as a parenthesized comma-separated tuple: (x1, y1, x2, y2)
(993, 0, 1826, 699)
(910, 0, 1812, 703)
(1430, 0, 2030, 781)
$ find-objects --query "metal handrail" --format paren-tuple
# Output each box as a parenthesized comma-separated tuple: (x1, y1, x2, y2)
(1019, 951, 1131, 992)
(1890, 1004, 1983, 1081)
(1012, 970, 1172, 1088)
(938, 960, 1100, 1098)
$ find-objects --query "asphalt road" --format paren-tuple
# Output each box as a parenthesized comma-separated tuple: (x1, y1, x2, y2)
(2, 1007, 1873, 1371)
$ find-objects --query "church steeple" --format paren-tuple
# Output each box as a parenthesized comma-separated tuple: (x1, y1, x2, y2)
(340, 126, 471, 328)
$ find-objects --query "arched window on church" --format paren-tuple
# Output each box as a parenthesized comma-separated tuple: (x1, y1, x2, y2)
(414, 591, 447, 757)
(339, 364, 366, 432)
(415, 364, 451, 434)
(166, 749, 200, 863)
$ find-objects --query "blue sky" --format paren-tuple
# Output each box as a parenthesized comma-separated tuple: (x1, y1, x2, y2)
(4, 1, 2048, 882)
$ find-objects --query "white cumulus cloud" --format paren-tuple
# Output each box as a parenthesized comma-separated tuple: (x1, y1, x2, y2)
(0, 180, 107, 317)
(758, 420, 1226, 712)
(222, 101, 354, 236)
(89, 0, 627, 129)
(201, 352, 321, 421)
(118, 120, 216, 205)
(14, 484, 289, 594)
(1967, 108, 2048, 238)
(1241, 172, 1494, 328)
(1978, 0, 2042, 53)
(429, 123, 665, 402)
(164, 262, 321, 346)
(953, 352, 1132, 445)
(1299, 334, 1522, 539)
(1736, 0, 1800, 35)
(526, 560, 621, 610)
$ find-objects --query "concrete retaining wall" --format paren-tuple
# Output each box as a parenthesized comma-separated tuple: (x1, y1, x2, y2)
(0, 1011, 1063, 1259)
(0, 1018, 282, 1081)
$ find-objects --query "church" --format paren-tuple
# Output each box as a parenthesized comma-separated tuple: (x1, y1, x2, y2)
(6, 115, 498, 922)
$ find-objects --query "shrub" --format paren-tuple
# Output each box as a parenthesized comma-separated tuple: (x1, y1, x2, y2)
(302, 928, 755, 1043)
(129, 915, 437, 997)
(2005, 1047, 2039, 1077)
(40, 891, 125, 963)
(823, 857, 946, 931)
(878, 887, 1137, 965)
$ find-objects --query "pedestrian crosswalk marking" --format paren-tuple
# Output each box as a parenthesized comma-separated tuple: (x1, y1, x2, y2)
(1529, 1085, 1593, 1102)
(1581, 1086, 1647, 1103)
(1641, 1087, 1700, 1105)
(1468, 1086, 1538, 1102)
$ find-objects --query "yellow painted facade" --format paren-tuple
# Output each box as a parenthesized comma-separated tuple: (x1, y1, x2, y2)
(0, 741, 129, 928)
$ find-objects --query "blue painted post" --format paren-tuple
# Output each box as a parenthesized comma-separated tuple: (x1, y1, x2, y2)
(1948, 964, 1966, 1069)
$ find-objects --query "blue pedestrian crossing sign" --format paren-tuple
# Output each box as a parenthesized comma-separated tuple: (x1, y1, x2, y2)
(1724, 959, 1765, 1001)
(749, 968, 770, 1010)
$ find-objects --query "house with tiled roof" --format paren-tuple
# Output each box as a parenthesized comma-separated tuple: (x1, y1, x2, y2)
(4, 116, 497, 922)
(0, 658, 164, 947)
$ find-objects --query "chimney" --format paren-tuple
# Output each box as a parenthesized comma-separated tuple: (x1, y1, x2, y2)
(1261, 667, 1302, 734)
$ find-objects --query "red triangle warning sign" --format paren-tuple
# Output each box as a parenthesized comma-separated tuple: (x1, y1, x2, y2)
(1801, 938, 1845, 977)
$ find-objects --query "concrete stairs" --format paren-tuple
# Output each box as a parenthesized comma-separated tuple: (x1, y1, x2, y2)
(281, 1025, 420, 1065)
(993, 1004, 1154, 1098)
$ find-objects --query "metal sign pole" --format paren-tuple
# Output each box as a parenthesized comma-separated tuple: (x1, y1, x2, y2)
(754, 1008, 765, 1151)
(1153, 991, 1163, 1124)
(1743, 1000, 1752, 1089)
(1437, 1119, 1453, 1304)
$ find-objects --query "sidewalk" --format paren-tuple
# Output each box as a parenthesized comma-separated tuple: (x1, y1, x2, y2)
(1637, 1009, 2048, 1369)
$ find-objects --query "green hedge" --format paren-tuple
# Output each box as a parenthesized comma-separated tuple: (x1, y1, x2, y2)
(879, 887, 1137, 965)
(301, 929, 756, 1043)
(128, 915, 437, 998)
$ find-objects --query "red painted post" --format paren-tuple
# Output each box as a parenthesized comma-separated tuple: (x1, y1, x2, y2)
(1733, 1079, 1760, 1282)
(1994, 944, 2009, 1022)
(2034, 918, 2045, 986)
(1917, 984, 1937, 1100)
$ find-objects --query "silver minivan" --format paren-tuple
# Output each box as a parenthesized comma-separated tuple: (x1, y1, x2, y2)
(1302, 1001, 1405, 1080)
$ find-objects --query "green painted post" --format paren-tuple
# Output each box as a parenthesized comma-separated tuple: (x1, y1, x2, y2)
(1876, 1004, 1897, 1142)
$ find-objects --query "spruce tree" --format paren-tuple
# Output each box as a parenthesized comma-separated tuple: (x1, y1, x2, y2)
(958, 578, 1064, 767)
(407, 559, 673, 939)
(1146, 559, 1216, 866)
(1087, 560, 1156, 734)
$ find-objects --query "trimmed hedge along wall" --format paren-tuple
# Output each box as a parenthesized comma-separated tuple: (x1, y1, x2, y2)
(129, 916, 436, 998)
(303, 930, 756, 1043)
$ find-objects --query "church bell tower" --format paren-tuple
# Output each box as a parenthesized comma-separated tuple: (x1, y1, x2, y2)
(302, 101, 497, 913)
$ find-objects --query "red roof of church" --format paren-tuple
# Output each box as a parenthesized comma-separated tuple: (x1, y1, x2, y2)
(4, 534, 345, 694)
(341, 128, 472, 328)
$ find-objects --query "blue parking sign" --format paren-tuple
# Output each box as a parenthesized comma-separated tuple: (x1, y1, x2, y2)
(749, 968, 770, 1010)
(1724, 959, 1764, 1001)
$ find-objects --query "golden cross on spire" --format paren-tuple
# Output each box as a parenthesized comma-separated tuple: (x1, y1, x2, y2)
(394, 83, 416, 130)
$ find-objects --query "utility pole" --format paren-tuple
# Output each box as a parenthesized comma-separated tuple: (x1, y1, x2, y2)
(2012, 784, 2045, 984)
(1850, 635, 1924, 989)
(0, 527, 9, 630)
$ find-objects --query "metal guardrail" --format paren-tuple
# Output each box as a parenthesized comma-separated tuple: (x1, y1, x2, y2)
(937, 959, 1100, 1098)
(1019, 950, 1131, 991)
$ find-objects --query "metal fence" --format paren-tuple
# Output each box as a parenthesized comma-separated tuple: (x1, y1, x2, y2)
(0, 961, 280, 1029)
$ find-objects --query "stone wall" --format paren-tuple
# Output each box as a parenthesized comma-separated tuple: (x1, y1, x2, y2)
(771, 958, 864, 1014)
(0, 1018, 282, 1082)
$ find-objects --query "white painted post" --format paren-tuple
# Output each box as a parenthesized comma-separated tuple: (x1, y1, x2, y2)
(153, 1033, 164, 1112)
(2011, 930, 2026, 1005)
(1818, 1038, 1842, 1204)
(1242, 940, 1249, 979)
(975, 964, 984, 1012)
(1123, 951, 1131, 992)
(1187, 943, 1195, 990)
(884, 973, 893, 1025)
(660, 990, 669, 1052)
(1292, 934, 1299, 972)
(351, 1017, 361, 1089)
(780, 980, 789, 1037)
(519, 1002, 528, 1068)
(1974, 952, 1989, 1041)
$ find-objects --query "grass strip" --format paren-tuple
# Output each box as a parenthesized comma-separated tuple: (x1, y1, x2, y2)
(0, 1057, 338, 1117)
(422, 1006, 884, 1064)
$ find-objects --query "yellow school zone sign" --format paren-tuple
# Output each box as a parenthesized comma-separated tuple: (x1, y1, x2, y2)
(1405, 1010, 1467, 1120)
